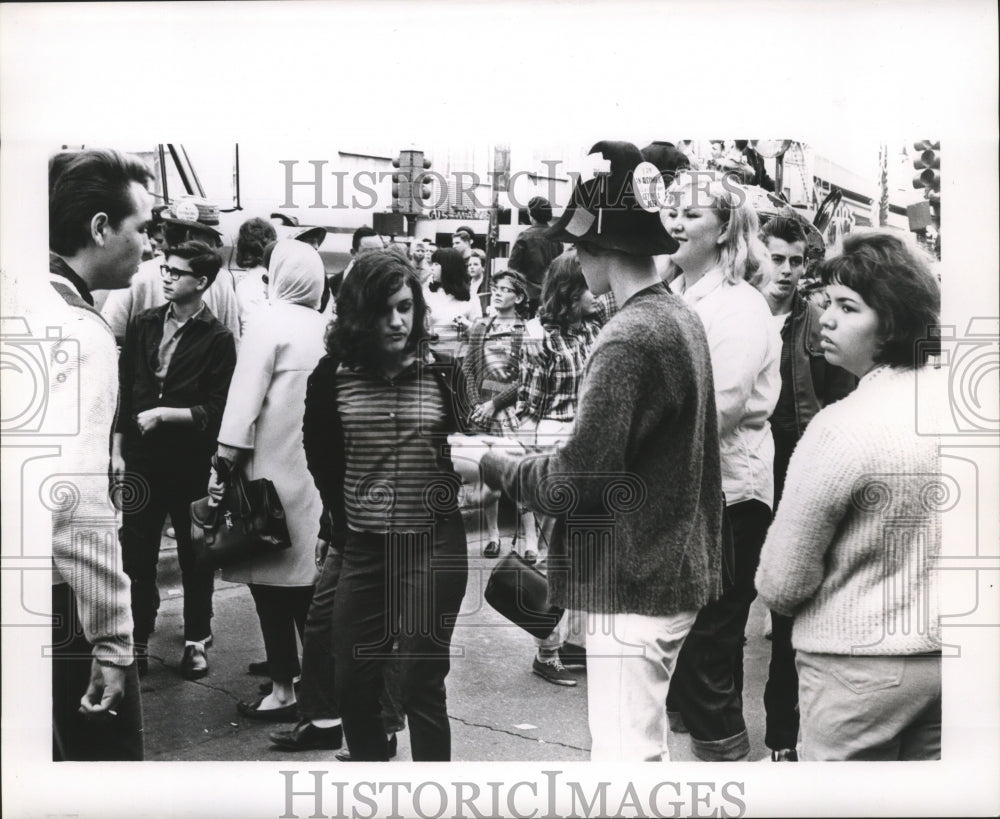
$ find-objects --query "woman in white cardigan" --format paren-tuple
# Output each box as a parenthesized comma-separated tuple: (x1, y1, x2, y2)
(211, 240, 328, 720)
(755, 232, 943, 760)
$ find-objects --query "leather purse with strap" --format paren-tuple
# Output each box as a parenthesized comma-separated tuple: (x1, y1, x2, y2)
(190, 457, 292, 569)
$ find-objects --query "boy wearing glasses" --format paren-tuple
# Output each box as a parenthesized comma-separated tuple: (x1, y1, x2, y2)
(113, 240, 237, 680)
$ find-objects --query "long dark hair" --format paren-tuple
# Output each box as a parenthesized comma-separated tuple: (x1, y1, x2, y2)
(325, 251, 432, 369)
(538, 250, 589, 335)
(429, 247, 471, 301)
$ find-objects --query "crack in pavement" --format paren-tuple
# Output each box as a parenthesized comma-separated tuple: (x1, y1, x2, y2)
(449, 714, 589, 752)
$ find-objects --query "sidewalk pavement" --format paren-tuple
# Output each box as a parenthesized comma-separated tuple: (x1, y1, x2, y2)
(142, 514, 770, 762)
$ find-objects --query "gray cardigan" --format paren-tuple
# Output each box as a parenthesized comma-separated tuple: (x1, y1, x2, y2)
(482, 284, 724, 616)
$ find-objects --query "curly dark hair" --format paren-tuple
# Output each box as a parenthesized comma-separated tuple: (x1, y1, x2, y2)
(428, 247, 471, 301)
(325, 250, 432, 369)
(818, 232, 940, 368)
(538, 250, 588, 334)
(236, 217, 277, 268)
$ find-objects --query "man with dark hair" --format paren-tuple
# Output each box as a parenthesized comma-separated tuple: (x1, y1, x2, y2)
(113, 240, 236, 680)
(324, 225, 384, 306)
(45, 148, 154, 760)
(507, 197, 563, 317)
(450, 225, 475, 261)
(755, 214, 856, 761)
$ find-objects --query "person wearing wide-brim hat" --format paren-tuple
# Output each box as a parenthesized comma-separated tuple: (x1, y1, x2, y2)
(160, 197, 225, 248)
(472, 140, 724, 761)
(100, 196, 241, 344)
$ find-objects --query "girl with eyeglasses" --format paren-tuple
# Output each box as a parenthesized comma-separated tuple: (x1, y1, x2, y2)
(460, 270, 531, 558)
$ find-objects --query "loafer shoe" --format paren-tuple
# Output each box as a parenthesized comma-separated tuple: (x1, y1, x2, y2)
(237, 696, 299, 722)
(181, 643, 208, 680)
(483, 540, 501, 558)
(756, 748, 798, 762)
(258, 676, 302, 695)
(270, 720, 343, 751)
(532, 655, 577, 686)
(335, 733, 397, 762)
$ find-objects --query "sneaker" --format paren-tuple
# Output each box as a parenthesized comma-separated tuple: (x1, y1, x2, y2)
(558, 643, 587, 670)
(532, 655, 577, 687)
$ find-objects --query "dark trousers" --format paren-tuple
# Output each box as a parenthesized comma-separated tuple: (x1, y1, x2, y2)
(52, 582, 143, 761)
(120, 455, 215, 642)
(332, 514, 468, 761)
(666, 499, 772, 759)
(248, 584, 313, 683)
(763, 430, 801, 751)
(298, 546, 406, 733)
(764, 612, 798, 750)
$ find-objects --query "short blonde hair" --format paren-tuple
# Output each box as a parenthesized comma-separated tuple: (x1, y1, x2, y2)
(664, 171, 771, 288)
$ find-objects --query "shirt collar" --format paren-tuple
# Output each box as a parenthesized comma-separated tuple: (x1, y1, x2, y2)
(164, 301, 208, 325)
(668, 267, 726, 305)
(49, 253, 93, 305)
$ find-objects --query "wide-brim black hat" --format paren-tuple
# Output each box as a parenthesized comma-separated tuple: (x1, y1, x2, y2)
(546, 140, 678, 257)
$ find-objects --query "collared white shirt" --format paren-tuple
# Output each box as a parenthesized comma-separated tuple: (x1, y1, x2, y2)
(670, 269, 781, 508)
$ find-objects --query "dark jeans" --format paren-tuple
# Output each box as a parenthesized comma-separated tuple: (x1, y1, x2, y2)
(248, 584, 313, 683)
(120, 455, 215, 642)
(52, 582, 143, 761)
(666, 499, 772, 760)
(763, 430, 801, 751)
(299, 546, 405, 733)
(332, 514, 468, 761)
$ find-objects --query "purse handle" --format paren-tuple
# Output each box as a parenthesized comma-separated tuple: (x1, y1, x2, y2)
(212, 454, 253, 517)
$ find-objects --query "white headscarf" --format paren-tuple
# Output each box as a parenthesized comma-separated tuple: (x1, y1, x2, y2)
(267, 239, 325, 309)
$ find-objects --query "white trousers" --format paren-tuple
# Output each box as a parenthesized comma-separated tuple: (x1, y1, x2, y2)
(585, 609, 698, 761)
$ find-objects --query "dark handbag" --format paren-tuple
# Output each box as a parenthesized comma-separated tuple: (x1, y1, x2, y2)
(484, 550, 565, 639)
(190, 463, 292, 569)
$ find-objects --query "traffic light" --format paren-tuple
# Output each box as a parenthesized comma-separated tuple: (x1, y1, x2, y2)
(392, 149, 433, 214)
(911, 141, 941, 204)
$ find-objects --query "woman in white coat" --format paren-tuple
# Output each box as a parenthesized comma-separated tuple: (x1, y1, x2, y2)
(210, 239, 328, 720)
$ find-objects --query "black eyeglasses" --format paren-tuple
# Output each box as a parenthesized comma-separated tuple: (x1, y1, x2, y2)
(159, 264, 198, 282)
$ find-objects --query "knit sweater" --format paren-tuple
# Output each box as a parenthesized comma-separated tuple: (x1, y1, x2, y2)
(481, 284, 723, 616)
(46, 257, 134, 666)
(755, 365, 943, 656)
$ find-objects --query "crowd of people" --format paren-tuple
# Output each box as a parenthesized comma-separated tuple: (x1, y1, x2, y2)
(43, 142, 943, 764)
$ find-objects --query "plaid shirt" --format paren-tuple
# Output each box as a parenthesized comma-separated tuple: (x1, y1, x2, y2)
(517, 292, 616, 423)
